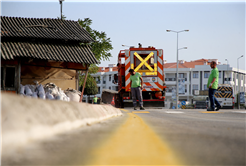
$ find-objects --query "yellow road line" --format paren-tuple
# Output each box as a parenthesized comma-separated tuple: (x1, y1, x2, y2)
(132, 111, 150, 113)
(201, 111, 223, 113)
(87, 112, 182, 165)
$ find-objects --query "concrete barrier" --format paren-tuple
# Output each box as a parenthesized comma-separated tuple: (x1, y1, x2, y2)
(1, 92, 122, 156)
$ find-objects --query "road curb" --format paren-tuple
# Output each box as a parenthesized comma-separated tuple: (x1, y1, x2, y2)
(1, 92, 122, 155)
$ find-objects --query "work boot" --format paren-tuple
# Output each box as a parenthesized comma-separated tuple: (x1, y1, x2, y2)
(134, 107, 137, 110)
(216, 105, 222, 111)
(207, 108, 214, 111)
(140, 106, 145, 110)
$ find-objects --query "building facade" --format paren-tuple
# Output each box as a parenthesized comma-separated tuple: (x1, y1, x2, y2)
(164, 59, 246, 103)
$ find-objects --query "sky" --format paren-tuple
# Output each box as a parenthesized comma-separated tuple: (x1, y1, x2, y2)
(1, 0, 245, 70)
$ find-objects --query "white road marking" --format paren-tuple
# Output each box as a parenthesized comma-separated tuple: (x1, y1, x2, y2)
(233, 111, 246, 113)
(165, 111, 184, 114)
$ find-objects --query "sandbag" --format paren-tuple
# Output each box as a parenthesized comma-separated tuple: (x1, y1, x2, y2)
(44, 83, 58, 97)
(19, 84, 25, 95)
(28, 85, 36, 93)
(25, 85, 33, 96)
(64, 88, 81, 102)
(38, 91, 46, 99)
(46, 92, 54, 100)
(32, 92, 38, 98)
(37, 84, 45, 94)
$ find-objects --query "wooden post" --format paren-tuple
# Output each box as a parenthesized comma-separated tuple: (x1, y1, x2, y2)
(17, 60, 21, 93)
(80, 65, 89, 102)
(76, 70, 79, 90)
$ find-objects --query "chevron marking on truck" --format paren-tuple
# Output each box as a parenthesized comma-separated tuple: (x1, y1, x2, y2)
(215, 86, 233, 98)
(125, 48, 164, 92)
(134, 52, 154, 72)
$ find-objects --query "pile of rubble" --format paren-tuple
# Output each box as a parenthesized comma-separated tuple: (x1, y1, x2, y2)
(19, 82, 81, 102)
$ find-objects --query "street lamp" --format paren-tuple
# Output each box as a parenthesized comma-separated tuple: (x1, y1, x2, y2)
(166, 29, 189, 109)
(59, 0, 64, 20)
(237, 55, 243, 109)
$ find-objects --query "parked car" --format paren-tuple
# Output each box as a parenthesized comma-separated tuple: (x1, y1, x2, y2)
(194, 101, 208, 109)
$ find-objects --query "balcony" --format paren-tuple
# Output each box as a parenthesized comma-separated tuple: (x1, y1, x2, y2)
(166, 88, 187, 93)
(165, 78, 187, 82)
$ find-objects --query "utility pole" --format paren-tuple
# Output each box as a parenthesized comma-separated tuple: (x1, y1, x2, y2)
(166, 29, 189, 109)
(237, 55, 243, 109)
(59, 0, 64, 20)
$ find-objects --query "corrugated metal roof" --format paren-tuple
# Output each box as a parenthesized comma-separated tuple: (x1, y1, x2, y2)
(1, 41, 98, 64)
(1, 16, 94, 43)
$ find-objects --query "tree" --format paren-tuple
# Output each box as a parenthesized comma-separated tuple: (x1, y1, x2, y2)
(78, 18, 113, 61)
(79, 74, 98, 96)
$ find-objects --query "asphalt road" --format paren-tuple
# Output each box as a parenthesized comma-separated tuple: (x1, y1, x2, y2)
(3, 108, 245, 166)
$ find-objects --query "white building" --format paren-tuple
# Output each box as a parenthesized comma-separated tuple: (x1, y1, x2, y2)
(85, 59, 246, 104)
(164, 59, 246, 103)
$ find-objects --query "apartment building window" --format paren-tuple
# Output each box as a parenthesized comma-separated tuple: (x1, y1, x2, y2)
(97, 87, 101, 94)
(179, 73, 184, 78)
(219, 71, 221, 78)
(204, 71, 210, 78)
(109, 86, 111, 90)
(109, 74, 111, 81)
(225, 78, 231, 81)
(193, 71, 198, 78)
(96, 77, 101, 84)
(204, 84, 208, 90)
(193, 84, 198, 90)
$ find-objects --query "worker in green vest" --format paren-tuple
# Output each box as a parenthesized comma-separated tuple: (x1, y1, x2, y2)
(93, 95, 98, 104)
(129, 69, 145, 110)
(207, 61, 221, 111)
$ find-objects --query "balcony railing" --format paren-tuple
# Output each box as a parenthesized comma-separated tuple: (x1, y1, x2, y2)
(166, 89, 187, 93)
(165, 78, 187, 81)
(165, 78, 176, 81)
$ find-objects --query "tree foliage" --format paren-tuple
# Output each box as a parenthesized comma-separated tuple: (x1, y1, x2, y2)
(78, 18, 113, 62)
(88, 64, 99, 74)
(79, 74, 98, 96)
